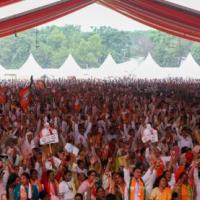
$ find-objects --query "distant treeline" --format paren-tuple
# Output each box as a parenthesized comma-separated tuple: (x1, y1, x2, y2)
(0, 25, 199, 69)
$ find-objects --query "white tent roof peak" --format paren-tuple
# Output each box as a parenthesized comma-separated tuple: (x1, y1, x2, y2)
(182, 53, 199, 67)
(0, 64, 6, 78)
(99, 54, 116, 72)
(179, 52, 200, 78)
(135, 53, 163, 79)
(19, 53, 42, 70)
(0, 64, 6, 72)
(17, 53, 43, 79)
(58, 54, 83, 78)
(103, 54, 116, 65)
(143, 53, 159, 67)
(66, 54, 80, 68)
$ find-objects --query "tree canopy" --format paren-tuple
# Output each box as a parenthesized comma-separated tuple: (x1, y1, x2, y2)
(0, 25, 199, 69)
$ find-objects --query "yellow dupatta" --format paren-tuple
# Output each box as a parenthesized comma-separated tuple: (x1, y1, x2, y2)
(149, 187, 171, 200)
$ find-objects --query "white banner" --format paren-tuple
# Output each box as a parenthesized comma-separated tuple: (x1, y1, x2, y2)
(65, 143, 79, 156)
(40, 134, 59, 145)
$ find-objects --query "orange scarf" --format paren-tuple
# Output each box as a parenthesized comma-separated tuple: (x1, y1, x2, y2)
(181, 184, 193, 200)
(31, 179, 43, 192)
(129, 178, 145, 200)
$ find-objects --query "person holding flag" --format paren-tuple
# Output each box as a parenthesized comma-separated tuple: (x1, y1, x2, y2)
(18, 76, 34, 111)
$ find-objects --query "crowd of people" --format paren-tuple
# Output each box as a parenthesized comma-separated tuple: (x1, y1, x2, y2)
(0, 78, 200, 200)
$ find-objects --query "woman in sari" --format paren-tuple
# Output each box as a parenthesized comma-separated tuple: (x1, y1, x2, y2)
(149, 176, 171, 200)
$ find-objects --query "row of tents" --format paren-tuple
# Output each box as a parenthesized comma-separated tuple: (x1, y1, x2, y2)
(0, 53, 199, 80)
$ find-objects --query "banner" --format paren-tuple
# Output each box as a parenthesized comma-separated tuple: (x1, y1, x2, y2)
(40, 133, 59, 145)
(65, 143, 79, 156)
(142, 125, 158, 143)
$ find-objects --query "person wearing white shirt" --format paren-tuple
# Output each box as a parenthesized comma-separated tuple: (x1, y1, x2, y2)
(123, 156, 147, 200)
(73, 121, 92, 147)
(177, 128, 193, 150)
(59, 170, 76, 200)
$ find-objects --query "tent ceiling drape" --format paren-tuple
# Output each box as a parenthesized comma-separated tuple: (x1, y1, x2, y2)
(0, 0, 96, 37)
(98, 0, 200, 42)
(0, 0, 200, 42)
(0, 0, 21, 7)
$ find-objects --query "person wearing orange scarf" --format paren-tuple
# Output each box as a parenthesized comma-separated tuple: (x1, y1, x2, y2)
(149, 176, 171, 200)
(128, 168, 145, 200)
(30, 169, 43, 192)
(173, 172, 193, 200)
(124, 161, 146, 200)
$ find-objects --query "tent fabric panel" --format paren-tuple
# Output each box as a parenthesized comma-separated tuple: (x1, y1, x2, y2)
(98, 0, 200, 42)
(0, 0, 21, 7)
(0, 0, 200, 42)
(0, 0, 95, 37)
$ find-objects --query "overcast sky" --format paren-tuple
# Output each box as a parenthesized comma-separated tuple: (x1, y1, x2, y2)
(0, 0, 200, 32)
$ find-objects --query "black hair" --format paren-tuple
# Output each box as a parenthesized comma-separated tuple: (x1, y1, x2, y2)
(39, 190, 49, 199)
(47, 170, 54, 177)
(87, 170, 96, 177)
(75, 193, 83, 200)
(63, 169, 72, 177)
(133, 163, 143, 172)
(77, 159, 84, 166)
(181, 147, 190, 154)
(96, 186, 105, 193)
(30, 169, 38, 176)
(171, 191, 178, 199)
(106, 193, 116, 200)
(6, 173, 18, 199)
(153, 175, 166, 188)
(21, 172, 30, 180)
(114, 171, 124, 178)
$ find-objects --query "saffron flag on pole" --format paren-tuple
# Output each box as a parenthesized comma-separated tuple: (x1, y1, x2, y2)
(0, 87, 6, 104)
(74, 98, 81, 112)
(19, 86, 31, 111)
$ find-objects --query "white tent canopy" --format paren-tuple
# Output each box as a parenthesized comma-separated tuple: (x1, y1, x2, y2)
(117, 58, 139, 77)
(58, 54, 83, 78)
(42, 68, 60, 79)
(3, 69, 18, 80)
(161, 67, 181, 78)
(135, 53, 164, 79)
(0, 64, 6, 79)
(17, 53, 43, 79)
(179, 53, 200, 79)
(1, 52, 200, 80)
(98, 54, 120, 78)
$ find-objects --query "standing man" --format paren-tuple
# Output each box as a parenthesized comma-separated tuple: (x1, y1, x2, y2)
(59, 170, 76, 200)
(123, 156, 146, 200)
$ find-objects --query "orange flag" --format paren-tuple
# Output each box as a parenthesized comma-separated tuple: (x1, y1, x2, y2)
(19, 87, 31, 111)
(0, 87, 6, 104)
(74, 98, 81, 112)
